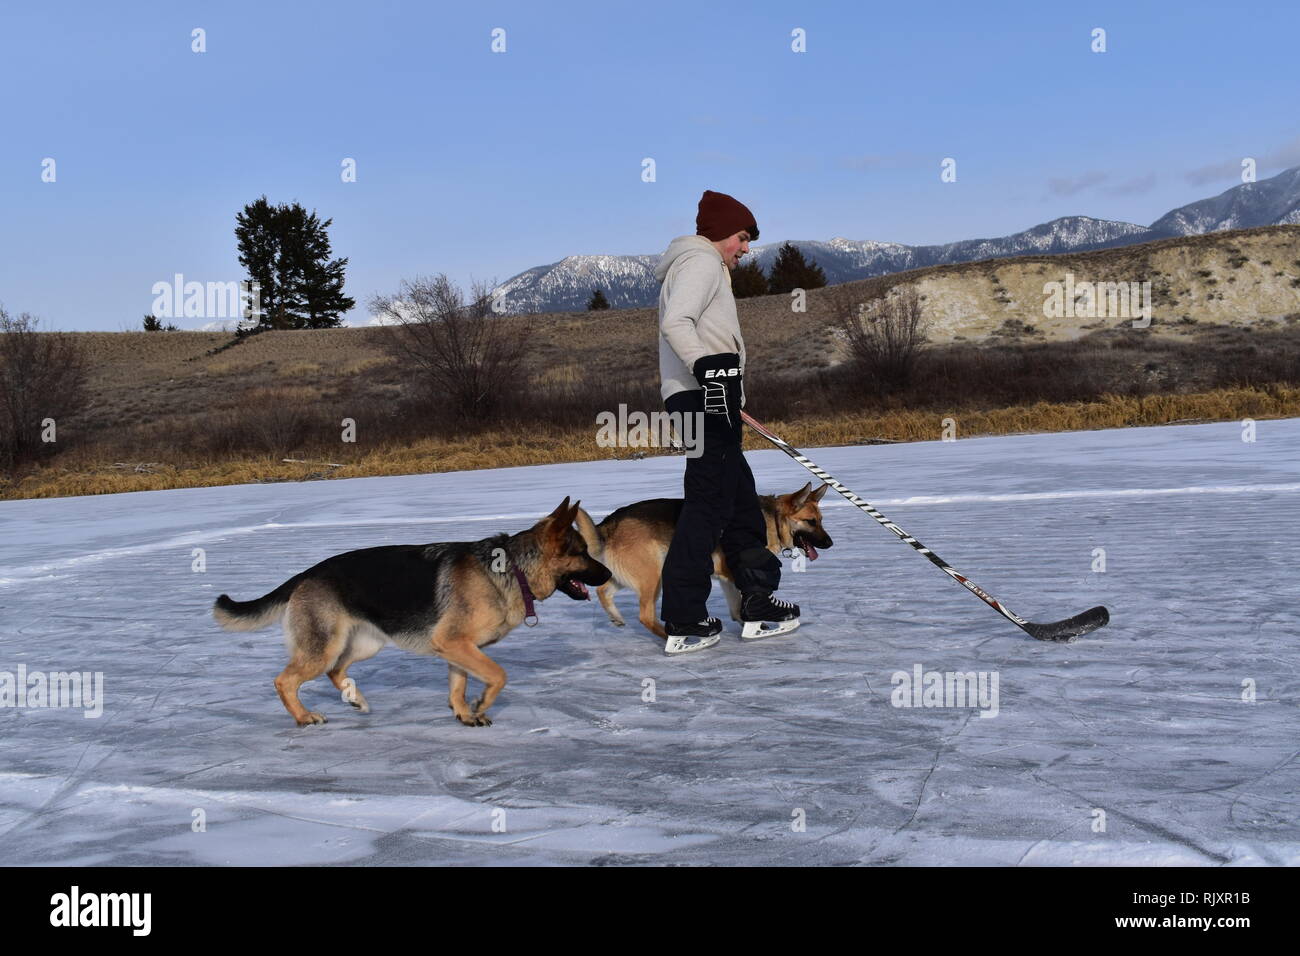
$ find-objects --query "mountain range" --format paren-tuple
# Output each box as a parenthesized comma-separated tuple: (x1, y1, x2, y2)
(488, 165, 1300, 315)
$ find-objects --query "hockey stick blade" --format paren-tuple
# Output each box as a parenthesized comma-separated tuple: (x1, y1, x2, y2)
(740, 410, 1111, 642)
(1021, 605, 1110, 643)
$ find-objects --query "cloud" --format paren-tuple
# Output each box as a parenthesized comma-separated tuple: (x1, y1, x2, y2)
(1184, 136, 1300, 186)
(1185, 159, 1242, 186)
(837, 152, 929, 171)
(1104, 172, 1158, 196)
(1263, 136, 1300, 169)
(1046, 170, 1109, 197)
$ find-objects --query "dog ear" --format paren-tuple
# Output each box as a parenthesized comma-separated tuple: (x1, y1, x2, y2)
(543, 497, 581, 540)
(545, 497, 572, 523)
(552, 499, 581, 532)
(811, 482, 829, 502)
(789, 482, 813, 510)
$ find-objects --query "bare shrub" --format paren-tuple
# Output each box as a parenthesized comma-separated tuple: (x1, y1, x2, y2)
(371, 275, 533, 424)
(839, 287, 930, 394)
(246, 389, 312, 454)
(0, 307, 90, 470)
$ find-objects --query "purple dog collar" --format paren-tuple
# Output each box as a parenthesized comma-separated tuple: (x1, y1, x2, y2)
(512, 566, 538, 627)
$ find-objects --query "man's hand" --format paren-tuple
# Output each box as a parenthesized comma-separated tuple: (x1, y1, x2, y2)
(692, 352, 742, 433)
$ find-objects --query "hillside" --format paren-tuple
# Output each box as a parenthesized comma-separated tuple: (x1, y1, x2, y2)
(73, 224, 1300, 422)
(5, 225, 1300, 499)
(883, 224, 1300, 343)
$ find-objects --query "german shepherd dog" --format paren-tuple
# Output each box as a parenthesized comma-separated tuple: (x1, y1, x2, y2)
(575, 482, 833, 643)
(212, 498, 610, 727)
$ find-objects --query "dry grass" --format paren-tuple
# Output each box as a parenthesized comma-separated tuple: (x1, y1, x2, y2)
(6, 386, 1295, 500)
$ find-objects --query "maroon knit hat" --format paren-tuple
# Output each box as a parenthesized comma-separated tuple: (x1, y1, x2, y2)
(695, 189, 759, 242)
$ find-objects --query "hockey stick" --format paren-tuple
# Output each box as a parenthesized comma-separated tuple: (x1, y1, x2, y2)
(740, 410, 1109, 642)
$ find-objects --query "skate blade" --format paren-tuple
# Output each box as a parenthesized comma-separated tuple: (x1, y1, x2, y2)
(663, 632, 722, 655)
(740, 618, 800, 640)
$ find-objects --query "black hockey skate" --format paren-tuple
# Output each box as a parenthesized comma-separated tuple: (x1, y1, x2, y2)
(663, 617, 723, 655)
(739, 591, 800, 640)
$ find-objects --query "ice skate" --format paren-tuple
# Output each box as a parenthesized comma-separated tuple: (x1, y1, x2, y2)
(739, 591, 800, 640)
(663, 617, 723, 655)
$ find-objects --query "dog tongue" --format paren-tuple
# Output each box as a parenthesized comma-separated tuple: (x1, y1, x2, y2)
(574, 579, 589, 598)
(805, 543, 819, 561)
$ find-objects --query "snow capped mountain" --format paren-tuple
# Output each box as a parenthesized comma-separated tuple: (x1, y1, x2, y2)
(492, 253, 661, 315)
(488, 165, 1300, 315)
(489, 218, 1149, 313)
(194, 318, 243, 332)
(928, 216, 1152, 263)
(1148, 166, 1300, 236)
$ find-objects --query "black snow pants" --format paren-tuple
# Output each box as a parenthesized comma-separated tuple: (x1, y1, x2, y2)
(659, 388, 782, 623)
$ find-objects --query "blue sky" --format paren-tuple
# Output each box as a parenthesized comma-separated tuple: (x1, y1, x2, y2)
(3, 0, 1298, 330)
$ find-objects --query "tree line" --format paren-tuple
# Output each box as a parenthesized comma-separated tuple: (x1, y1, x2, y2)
(586, 241, 825, 309)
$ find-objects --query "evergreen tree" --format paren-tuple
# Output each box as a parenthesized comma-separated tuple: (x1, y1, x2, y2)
(587, 288, 610, 310)
(235, 197, 281, 328)
(766, 241, 827, 296)
(142, 313, 177, 331)
(235, 197, 355, 330)
(730, 259, 769, 299)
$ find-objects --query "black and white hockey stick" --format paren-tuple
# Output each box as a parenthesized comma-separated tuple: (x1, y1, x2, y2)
(740, 411, 1109, 642)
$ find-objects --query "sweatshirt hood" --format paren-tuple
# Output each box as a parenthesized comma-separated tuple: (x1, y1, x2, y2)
(654, 235, 721, 284)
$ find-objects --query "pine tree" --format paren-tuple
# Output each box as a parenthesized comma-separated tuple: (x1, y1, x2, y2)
(235, 197, 355, 330)
(142, 314, 177, 332)
(277, 204, 355, 329)
(587, 288, 610, 310)
(766, 242, 827, 296)
(235, 197, 281, 328)
(730, 259, 769, 299)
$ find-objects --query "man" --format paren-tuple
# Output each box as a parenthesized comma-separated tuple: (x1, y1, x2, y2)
(653, 189, 800, 654)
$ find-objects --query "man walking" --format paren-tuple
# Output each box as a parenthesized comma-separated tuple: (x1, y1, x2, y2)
(653, 189, 800, 654)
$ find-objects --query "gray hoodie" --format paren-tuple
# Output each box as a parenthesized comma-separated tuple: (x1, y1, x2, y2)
(654, 234, 746, 403)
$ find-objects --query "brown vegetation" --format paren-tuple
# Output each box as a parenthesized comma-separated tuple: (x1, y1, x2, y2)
(0, 308, 90, 470)
(5, 226, 1300, 500)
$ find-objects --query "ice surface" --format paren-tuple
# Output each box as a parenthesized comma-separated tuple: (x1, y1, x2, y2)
(0, 420, 1296, 865)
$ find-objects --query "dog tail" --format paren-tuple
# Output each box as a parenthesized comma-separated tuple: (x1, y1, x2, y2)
(574, 506, 604, 559)
(212, 574, 303, 631)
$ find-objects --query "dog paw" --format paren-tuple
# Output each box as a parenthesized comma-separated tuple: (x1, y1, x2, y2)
(297, 711, 328, 726)
(339, 678, 369, 713)
(609, 619, 626, 627)
(455, 712, 492, 727)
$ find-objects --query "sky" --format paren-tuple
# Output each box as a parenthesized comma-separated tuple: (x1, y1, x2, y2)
(3, 0, 1299, 331)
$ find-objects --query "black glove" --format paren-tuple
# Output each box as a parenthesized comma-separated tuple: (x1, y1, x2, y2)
(692, 352, 742, 434)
